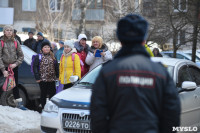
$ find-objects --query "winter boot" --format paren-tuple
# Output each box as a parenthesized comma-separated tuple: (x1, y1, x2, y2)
(14, 98, 27, 110)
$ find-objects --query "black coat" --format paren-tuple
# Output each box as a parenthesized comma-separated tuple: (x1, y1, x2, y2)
(90, 44, 180, 133)
(15, 35, 22, 45)
(23, 38, 36, 50)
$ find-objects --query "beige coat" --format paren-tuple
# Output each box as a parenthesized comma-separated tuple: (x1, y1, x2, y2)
(0, 37, 24, 72)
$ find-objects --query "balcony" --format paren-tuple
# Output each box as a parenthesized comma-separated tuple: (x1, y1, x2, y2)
(72, 9, 104, 21)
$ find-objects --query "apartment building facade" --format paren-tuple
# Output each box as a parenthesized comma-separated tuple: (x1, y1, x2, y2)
(0, 0, 107, 41)
(0, 0, 199, 50)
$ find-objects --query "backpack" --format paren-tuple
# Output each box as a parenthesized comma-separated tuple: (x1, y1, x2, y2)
(31, 54, 42, 75)
(1, 40, 18, 49)
(60, 53, 84, 73)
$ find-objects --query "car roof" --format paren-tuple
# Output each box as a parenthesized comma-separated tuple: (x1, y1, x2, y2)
(21, 45, 37, 65)
(151, 57, 194, 66)
(161, 51, 192, 59)
(162, 51, 190, 55)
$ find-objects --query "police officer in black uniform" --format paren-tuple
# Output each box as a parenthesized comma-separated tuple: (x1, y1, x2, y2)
(90, 14, 181, 133)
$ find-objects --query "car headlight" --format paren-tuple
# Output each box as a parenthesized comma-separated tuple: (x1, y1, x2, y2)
(43, 101, 59, 113)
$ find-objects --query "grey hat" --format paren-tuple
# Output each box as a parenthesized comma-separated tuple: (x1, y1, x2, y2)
(64, 40, 75, 49)
(3, 25, 14, 32)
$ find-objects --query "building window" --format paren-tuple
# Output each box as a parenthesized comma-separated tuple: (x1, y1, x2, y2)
(174, 0, 187, 12)
(75, 0, 103, 9)
(176, 30, 185, 45)
(87, 0, 103, 9)
(0, 0, 8, 7)
(22, 0, 36, 11)
(22, 28, 36, 33)
(49, 0, 63, 12)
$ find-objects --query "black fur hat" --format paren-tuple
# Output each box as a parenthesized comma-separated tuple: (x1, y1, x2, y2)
(41, 41, 51, 49)
(116, 14, 148, 44)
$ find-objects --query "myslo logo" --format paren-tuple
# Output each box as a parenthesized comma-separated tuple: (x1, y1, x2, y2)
(172, 127, 198, 132)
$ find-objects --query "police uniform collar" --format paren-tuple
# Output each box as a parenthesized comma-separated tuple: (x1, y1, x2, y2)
(114, 44, 150, 59)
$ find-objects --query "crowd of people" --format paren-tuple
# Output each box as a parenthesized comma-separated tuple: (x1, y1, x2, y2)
(0, 27, 115, 110)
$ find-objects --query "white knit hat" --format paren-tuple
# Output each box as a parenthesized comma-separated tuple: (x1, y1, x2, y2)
(78, 34, 87, 42)
(64, 40, 74, 49)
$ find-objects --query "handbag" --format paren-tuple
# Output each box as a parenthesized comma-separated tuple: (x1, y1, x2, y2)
(2, 66, 16, 91)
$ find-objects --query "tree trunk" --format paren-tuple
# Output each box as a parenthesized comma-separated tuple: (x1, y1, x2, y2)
(192, 0, 200, 62)
(173, 30, 178, 58)
(78, 0, 87, 34)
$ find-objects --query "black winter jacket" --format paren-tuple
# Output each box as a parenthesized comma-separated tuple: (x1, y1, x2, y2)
(23, 38, 36, 50)
(90, 44, 180, 133)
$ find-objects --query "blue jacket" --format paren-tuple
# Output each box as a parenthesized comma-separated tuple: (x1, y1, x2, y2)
(90, 44, 180, 133)
(32, 38, 50, 53)
(55, 47, 64, 62)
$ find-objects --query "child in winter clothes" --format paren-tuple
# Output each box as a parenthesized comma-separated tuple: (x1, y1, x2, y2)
(33, 41, 59, 109)
(59, 40, 81, 89)
(0, 25, 26, 110)
(86, 36, 112, 71)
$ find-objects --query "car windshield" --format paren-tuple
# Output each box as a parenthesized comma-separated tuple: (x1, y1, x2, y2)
(78, 65, 102, 85)
(186, 53, 200, 62)
(78, 64, 174, 85)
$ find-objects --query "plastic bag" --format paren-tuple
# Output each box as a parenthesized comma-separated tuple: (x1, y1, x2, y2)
(2, 66, 16, 91)
(56, 80, 63, 94)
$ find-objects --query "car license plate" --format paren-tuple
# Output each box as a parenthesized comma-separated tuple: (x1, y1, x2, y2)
(64, 120, 90, 130)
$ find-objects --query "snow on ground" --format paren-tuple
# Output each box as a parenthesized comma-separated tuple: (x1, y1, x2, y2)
(0, 105, 40, 133)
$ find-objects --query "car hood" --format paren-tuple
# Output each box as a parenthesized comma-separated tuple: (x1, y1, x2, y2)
(51, 86, 92, 109)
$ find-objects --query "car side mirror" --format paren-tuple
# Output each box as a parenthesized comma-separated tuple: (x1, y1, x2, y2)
(69, 75, 79, 83)
(181, 81, 197, 90)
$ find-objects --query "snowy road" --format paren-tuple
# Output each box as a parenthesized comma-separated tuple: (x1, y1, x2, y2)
(0, 105, 40, 133)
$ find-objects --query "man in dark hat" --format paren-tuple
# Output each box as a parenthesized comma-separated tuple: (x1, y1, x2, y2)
(32, 32, 50, 53)
(14, 29, 22, 45)
(90, 14, 180, 133)
(23, 31, 36, 50)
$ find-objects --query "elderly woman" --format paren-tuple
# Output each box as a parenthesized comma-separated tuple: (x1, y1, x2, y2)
(85, 36, 112, 71)
(0, 25, 26, 110)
